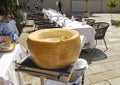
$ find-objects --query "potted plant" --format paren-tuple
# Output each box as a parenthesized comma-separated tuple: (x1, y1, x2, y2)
(106, 0, 119, 25)
(83, 0, 90, 18)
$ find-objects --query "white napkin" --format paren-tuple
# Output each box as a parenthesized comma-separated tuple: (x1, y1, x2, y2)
(56, 16, 59, 22)
(62, 20, 66, 27)
(63, 14, 66, 17)
(71, 16, 75, 21)
(82, 18, 86, 25)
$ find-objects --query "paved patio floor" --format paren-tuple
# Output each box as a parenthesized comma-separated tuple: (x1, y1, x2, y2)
(19, 13, 120, 85)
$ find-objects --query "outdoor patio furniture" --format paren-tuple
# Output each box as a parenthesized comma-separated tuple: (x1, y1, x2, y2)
(75, 16, 82, 22)
(37, 24, 61, 30)
(86, 19, 95, 26)
(27, 13, 44, 20)
(34, 20, 52, 25)
(34, 20, 59, 30)
(92, 22, 109, 50)
(66, 13, 72, 18)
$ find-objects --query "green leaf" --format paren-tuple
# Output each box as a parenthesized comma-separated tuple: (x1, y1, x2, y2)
(106, 0, 119, 8)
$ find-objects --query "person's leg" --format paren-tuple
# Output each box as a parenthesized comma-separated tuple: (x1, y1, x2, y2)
(27, 6, 30, 11)
(36, 7, 38, 11)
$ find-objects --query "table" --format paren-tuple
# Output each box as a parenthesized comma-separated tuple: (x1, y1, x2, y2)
(42, 9, 96, 49)
(0, 44, 26, 85)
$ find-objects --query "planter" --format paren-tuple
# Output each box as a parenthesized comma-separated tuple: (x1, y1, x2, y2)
(115, 20, 120, 26)
(111, 20, 116, 25)
(83, 11, 90, 18)
(111, 20, 120, 26)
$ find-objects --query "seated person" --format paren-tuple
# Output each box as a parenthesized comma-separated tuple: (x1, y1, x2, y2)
(0, 16, 19, 43)
(5, 14, 19, 35)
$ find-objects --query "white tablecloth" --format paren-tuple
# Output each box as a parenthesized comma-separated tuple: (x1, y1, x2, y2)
(42, 9, 96, 49)
(0, 44, 26, 85)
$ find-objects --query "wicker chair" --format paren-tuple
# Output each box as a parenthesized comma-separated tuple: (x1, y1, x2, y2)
(86, 19, 95, 26)
(66, 13, 72, 18)
(27, 13, 44, 20)
(92, 22, 109, 50)
(75, 16, 82, 22)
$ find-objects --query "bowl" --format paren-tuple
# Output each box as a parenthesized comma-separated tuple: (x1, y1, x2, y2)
(27, 28, 81, 69)
(0, 36, 12, 49)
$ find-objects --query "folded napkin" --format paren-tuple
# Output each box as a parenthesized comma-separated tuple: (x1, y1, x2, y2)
(82, 18, 86, 25)
(71, 16, 75, 21)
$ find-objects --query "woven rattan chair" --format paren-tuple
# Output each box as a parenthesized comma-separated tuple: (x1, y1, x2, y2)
(92, 22, 109, 50)
(86, 19, 95, 26)
(34, 19, 56, 30)
(37, 24, 62, 30)
(75, 16, 82, 22)
(66, 13, 72, 18)
(27, 13, 44, 20)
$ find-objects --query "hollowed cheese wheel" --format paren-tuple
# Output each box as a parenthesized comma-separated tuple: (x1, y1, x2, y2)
(27, 28, 81, 69)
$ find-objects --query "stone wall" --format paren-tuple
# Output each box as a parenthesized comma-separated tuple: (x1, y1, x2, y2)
(19, 0, 120, 14)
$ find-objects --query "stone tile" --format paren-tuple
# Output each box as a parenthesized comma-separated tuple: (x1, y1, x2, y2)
(32, 77, 40, 85)
(85, 68, 93, 75)
(108, 77, 120, 85)
(87, 68, 120, 84)
(91, 81, 110, 85)
(23, 73, 33, 85)
(26, 20, 35, 25)
(19, 33, 29, 49)
(89, 60, 120, 73)
(89, 65, 105, 73)
(91, 55, 120, 66)
(22, 26, 35, 33)
(84, 76, 92, 85)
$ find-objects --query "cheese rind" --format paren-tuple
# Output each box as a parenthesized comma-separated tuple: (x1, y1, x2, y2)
(27, 28, 81, 69)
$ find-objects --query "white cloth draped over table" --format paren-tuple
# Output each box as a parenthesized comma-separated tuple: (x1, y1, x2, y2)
(42, 9, 96, 49)
(0, 44, 26, 85)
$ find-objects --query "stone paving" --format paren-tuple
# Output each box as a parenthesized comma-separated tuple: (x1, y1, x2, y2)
(19, 13, 120, 85)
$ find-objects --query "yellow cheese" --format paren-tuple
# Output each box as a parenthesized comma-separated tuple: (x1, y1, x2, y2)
(27, 28, 81, 69)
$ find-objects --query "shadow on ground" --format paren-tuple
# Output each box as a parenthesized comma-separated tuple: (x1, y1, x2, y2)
(79, 48, 107, 64)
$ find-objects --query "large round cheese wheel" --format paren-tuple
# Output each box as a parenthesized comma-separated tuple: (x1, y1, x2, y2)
(27, 28, 81, 69)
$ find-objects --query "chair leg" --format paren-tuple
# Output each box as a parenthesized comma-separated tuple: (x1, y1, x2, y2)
(95, 40, 97, 47)
(81, 72, 85, 85)
(103, 38, 108, 50)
